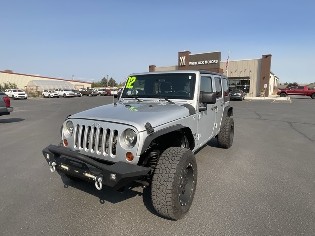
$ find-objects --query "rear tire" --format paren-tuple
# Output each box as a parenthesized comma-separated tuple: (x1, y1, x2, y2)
(217, 116, 234, 149)
(151, 147, 197, 220)
(280, 93, 287, 97)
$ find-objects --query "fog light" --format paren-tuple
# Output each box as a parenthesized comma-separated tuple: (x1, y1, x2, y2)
(63, 139, 68, 147)
(126, 152, 134, 162)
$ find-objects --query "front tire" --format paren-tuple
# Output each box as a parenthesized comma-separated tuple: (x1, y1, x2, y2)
(311, 93, 315, 99)
(151, 147, 197, 220)
(280, 93, 287, 97)
(217, 116, 234, 149)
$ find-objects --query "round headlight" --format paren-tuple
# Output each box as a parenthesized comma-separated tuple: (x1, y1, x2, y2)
(122, 129, 137, 148)
(63, 120, 74, 138)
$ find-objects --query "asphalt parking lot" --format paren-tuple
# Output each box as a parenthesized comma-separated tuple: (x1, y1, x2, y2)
(0, 96, 314, 236)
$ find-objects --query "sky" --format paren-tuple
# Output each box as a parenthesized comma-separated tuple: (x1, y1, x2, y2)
(0, 0, 314, 84)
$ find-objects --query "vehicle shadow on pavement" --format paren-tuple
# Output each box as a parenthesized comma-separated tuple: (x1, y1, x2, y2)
(59, 173, 144, 204)
(0, 118, 24, 123)
(59, 173, 161, 217)
(206, 138, 219, 147)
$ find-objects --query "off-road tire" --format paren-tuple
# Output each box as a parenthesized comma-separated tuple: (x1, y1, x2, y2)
(151, 147, 197, 220)
(217, 116, 234, 149)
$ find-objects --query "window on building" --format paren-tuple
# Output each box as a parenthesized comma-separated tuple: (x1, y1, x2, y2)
(228, 77, 250, 93)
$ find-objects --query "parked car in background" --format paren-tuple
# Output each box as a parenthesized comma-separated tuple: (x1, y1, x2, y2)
(109, 88, 118, 97)
(5, 89, 28, 99)
(42, 90, 59, 98)
(229, 89, 245, 101)
(79, 88, 98, 96)
(97, 88, 111, 96)
(0, 91, 13, 116)
(55, 89, 75, 98)
(72, 90, 82, 97)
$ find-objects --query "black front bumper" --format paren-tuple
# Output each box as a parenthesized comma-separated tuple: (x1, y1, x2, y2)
(42, 145, 151, 190)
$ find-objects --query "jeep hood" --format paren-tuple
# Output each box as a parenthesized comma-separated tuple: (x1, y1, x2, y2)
(70, 102, 192, 131)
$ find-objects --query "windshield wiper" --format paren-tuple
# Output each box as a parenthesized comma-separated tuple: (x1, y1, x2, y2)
(158, 97, 175, 104)
(123, 96, 143, 102)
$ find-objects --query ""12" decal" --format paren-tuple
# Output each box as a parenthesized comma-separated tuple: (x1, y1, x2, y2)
(126, 76, 137, 88)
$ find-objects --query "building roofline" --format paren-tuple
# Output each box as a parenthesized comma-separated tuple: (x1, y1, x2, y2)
(190, 51, 221, 55)
(0, 70, 92, 84)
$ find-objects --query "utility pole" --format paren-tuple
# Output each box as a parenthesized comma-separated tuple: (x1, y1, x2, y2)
(106, 75, 109, 87)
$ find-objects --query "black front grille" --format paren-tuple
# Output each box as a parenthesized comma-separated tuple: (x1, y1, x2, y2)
(74, 124, 118, 156)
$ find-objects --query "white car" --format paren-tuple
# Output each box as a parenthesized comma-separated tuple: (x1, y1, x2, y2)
(5, 89, 28, 99)
(110, 89, 118, 97)
(55, 89, 75, 98)
(42, 90, 59, 98)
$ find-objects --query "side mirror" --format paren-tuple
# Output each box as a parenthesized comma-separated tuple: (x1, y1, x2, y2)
(199, 92, 217, 104)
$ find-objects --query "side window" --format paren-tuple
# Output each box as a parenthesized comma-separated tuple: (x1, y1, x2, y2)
(200, 76, 213, 93)
(222, 78, 229, 97)
(214, 77, 222, 97)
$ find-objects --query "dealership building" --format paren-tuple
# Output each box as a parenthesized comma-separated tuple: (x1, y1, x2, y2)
(149, 51, 279, 97)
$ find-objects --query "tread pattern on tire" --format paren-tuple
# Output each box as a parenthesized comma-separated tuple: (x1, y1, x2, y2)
(151, 147, 197, 220)
(217, 116, 234, 149)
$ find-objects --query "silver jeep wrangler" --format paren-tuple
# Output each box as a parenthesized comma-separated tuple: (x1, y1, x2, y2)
(43, 70, 234, 220)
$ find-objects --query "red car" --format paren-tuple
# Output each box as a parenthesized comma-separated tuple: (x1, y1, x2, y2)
(0, 91, 13, 116)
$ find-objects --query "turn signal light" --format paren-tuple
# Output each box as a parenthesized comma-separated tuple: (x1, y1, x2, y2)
(63, 139, 68, 147)
(126, 152, 134, 162)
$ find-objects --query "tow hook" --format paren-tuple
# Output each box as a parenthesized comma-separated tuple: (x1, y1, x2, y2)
(49, 162, 57, 173)
(95, 176, 103, 190)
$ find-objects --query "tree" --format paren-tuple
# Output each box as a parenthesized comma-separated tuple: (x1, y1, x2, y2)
(0, 82, 17, 90)
(286, 82, 298, 88)
(92, 76, 119, 88)
(108, 77, 117, 87)
(101, 77, 108, 87)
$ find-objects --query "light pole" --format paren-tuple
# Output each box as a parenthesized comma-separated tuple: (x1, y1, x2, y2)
(106, 75, 109, 87)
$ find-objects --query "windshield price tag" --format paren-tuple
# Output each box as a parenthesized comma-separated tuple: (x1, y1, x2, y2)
(126, 76, 137, 89)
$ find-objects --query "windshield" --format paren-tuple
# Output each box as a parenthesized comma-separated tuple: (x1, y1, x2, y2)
(121, 73, 196, 100)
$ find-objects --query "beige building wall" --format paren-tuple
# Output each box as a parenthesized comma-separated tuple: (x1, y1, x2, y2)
(0, 71, 92, 90)
(221, 59, 261, 97)
(269, 73, 279, 95)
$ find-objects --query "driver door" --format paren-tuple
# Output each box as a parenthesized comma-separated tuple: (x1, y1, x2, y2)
(197, 76, 216, 147)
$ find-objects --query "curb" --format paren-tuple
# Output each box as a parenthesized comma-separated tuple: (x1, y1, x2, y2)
(244, 96, 291, 101)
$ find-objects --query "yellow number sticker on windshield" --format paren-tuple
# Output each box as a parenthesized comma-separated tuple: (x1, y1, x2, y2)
(126, 76, 137, 89)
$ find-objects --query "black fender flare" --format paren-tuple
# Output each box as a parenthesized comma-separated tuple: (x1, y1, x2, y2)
(140, 124, 193, 155)
(223, 105, 233, 120)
